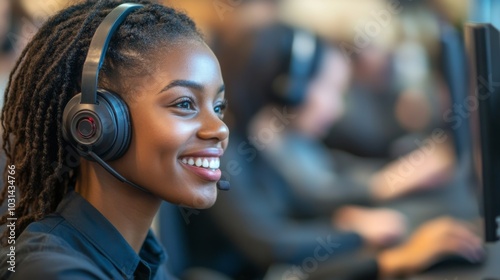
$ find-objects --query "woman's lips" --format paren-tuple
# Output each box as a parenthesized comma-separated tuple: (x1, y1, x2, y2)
(180, 157, 222, 182)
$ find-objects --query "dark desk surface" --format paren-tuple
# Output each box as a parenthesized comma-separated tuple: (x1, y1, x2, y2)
(409, 242, 500, 280)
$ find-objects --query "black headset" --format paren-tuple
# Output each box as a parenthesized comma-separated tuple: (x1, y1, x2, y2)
(62, 3, 148, 192)
(62, 3, 141, 162)
(62, 3, 229, 191)
(271, 28, 322, 106)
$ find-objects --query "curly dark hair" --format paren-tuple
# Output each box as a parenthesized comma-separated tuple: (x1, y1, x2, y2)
(0, 0, 202, 244)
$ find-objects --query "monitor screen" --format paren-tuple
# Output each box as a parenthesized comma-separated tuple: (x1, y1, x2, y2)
(465, 22, 500, 242)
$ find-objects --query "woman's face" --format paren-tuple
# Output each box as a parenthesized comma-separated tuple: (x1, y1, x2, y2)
(111, 40, 229, 209)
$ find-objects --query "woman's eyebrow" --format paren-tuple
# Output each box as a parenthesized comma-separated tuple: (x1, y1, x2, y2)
(217, 84, 225, 94)
(158, 79, 204, 94)
(158, 80, 225, 95)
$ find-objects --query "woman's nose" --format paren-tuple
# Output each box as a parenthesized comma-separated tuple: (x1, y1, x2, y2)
(196, 110, 229, 142)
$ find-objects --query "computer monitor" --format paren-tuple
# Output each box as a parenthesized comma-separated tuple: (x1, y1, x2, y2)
(465, 22, 500, 242)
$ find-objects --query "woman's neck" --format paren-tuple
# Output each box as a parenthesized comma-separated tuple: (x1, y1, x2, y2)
(75, 161, 161, 253)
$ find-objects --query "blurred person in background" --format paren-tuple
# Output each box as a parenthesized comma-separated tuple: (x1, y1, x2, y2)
(323, 37, 444, 160)
(0, 0, 67, 108)
(277, 2, 461, 207)
(180, 24, 483, 280)
(277, 0, 478, 231)
(318, 0, 479, 235)
(322, 1, 461, 193)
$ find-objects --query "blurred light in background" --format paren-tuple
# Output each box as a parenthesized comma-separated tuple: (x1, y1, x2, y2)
(469, 0, 500, 28)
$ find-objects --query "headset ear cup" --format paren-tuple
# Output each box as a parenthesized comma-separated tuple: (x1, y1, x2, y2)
(96, 89, 131, 161)
(62, 93, 93, 159)
(62, 89, 131, 161)
(272, 73, 307, 106)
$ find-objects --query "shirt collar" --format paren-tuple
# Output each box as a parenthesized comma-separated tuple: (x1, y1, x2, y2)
(55, 190, 166, 278)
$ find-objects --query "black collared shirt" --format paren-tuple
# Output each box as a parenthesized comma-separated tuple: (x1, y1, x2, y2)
(0, 191, 171, 279)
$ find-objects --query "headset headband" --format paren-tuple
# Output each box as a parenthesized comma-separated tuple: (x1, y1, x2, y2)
(81, 3, 143, 104)
(290, 29, 317, 80)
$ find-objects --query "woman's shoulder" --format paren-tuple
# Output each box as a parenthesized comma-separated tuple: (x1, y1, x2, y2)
(0, 246, 107, 279)
(0, 219, 107, 279)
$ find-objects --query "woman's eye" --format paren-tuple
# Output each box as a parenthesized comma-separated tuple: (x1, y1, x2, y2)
(214, 100, 228, 115)
(175, 99, 194, 110)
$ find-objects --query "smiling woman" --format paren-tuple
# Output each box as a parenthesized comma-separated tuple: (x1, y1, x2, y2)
(0, 0, 228, 279)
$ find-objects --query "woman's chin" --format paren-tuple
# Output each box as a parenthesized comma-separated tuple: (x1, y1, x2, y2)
(188, 186, 218, 209)
(190, 197, 217, 209)
(196, 199, 217, 209)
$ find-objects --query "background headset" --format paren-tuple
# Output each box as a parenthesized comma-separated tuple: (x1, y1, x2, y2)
(62, 3, 229, 192)
(270, 27, 323, 106)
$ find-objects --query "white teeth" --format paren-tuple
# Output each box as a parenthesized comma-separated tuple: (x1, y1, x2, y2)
(181, 157, 220, 169)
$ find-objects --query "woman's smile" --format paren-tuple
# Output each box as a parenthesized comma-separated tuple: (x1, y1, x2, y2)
(179, 148, 224, 181)
(109, 39, 229, 209)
